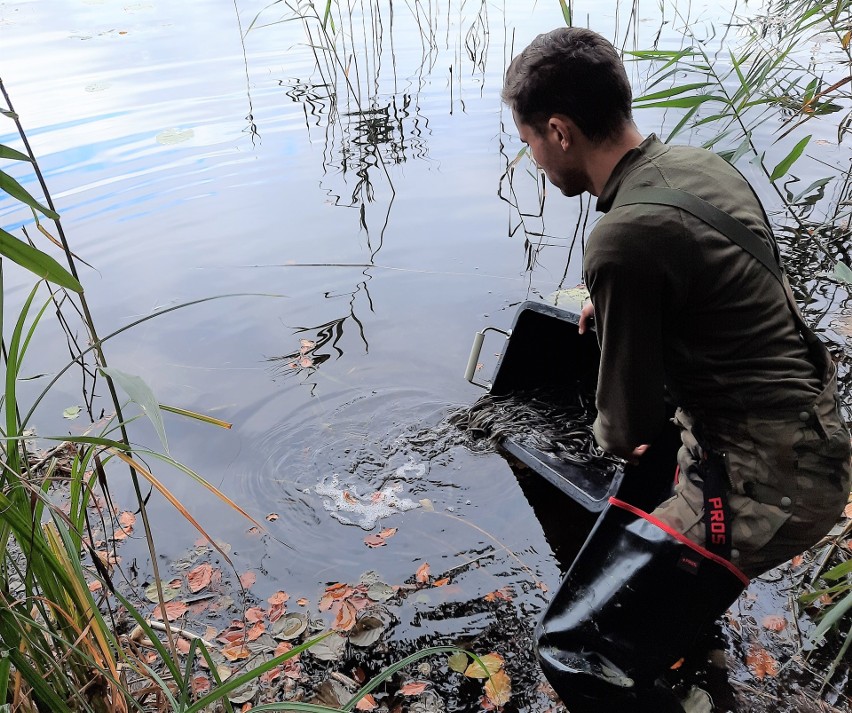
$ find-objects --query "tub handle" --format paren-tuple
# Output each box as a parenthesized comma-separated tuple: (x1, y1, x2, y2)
(464, 327, 512, 389)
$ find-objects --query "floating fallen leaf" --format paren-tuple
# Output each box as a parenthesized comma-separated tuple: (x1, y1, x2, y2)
(192, 675, 211, 696)
(332, 600, 357, 631)
(762, 614, 788, 631)
(300, 339, 316, 351)
(187, 563, 213, 593)
(118, 511, 136, 529)
(156, 127, 194, 145)
(791, 555, 805, 568)
(266, 512, 279, 522)
(355, 694, 377, 711)
(176, 638, 191, 655)
(399, 681, 429, 696)
(464, 653, 504, 679)
(349, 614, 386, 647)
(271, 613, 308, 641)
(247, 623, 266, 641)
(484, 587, 513, 602)
(63, 406, 81, 420)
(845, 501, 852, 518)
(152, 600, 188, 621)
(268, 591, 290, 606)
(433, 578, 450, 587)
(746, 644, 779, 679)
(366, 582, 395, 602)
(145, 580, 181, 603)
(309, 632, 347, 661)
(484, 669, 512, 707)
(297, 597, 309, 607)
(240, 571, 256, 589)
(415, 563, 431, 583)
(222, 643, 251, 661)
(448, 652, 468, 673)
(364, 534, 388, 548)
(536, 581, 549, 593)
(245, 607, 266, 623)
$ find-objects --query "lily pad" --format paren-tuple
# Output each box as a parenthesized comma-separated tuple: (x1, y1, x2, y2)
(271, 612, 308, 641)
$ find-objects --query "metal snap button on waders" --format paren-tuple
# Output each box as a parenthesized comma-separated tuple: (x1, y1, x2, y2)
(780, 496, 792, 510)
(798, 410, 810, 422)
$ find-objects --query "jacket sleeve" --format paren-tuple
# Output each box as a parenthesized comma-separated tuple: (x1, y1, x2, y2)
(585, 220, 670, 459)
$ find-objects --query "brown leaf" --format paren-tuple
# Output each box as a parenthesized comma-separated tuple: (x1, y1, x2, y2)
(152, 600, 188, 621)
(363, 534, 388, 548)
(118, 511, 136, 528)
(274, 641, 294, 657)
(484, 587, 513, 602)
(355, 694, 378, 711)
(399, 681, 429, 696)
(268, 591, 290, 606)
(176, 638, 191, 655)
(791, 555, 805, 568)
(261, 666, 282, 684)
(297, 597, 309, 607)
(222, 643, 251, 661)
(332, 600, 357, 632)
(192, 675, 211, 696)
(484, 669, 512, 707)
(247, 623, 266, 641)
(88, 580, 103, 593)
(844, 501, 852, 518)
(746, 644, 779, 680)
(245, 607, 266, 623)
(239, 571, 256, 589)
(762, 614, 788, 632)
(433, 578, 450, 587)
(415, 563, 430, 584)
(187, 563, 213, 593)
(266, 513, 279, 522)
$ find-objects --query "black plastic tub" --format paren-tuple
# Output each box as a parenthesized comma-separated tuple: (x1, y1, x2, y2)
(465, 300, 679, 515)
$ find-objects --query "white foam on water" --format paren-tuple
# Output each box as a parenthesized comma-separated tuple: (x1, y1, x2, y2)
(313, 461, 423, 530)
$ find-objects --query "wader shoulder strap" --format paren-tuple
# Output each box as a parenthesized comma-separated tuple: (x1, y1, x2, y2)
(610, 186, 830, 368)
(610, 186, 783, 284)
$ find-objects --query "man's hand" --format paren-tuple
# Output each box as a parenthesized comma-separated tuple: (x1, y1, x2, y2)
(629, 444, 649, 465)
(578, 300, 595, 334)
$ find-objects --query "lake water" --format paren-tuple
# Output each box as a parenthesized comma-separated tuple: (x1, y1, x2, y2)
(2, 0, 850, 709)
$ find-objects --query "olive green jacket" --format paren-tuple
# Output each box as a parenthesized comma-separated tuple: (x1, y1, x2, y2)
(584, 135, 821, 458)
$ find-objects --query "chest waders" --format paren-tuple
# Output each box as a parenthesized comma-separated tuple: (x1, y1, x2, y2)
(536, 187, 834, 713)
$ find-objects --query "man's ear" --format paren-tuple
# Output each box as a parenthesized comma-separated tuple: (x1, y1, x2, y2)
(547, 115, 574, 152)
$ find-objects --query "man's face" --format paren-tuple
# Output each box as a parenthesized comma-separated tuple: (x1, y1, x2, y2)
(513, 112, 588, 197)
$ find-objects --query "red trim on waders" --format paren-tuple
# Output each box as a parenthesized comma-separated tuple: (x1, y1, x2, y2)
(608, 497, 750, 587)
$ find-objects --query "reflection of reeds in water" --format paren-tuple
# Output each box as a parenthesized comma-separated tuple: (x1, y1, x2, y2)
(253, 0, 492, 379)
(256, 0, 492, 210)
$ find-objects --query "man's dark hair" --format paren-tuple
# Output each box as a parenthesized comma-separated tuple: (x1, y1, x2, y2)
(502, 27, 633, 143)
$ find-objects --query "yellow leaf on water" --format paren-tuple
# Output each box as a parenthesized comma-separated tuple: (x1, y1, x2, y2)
(464, 653, 504, 679)
(484, 669, 512, 707)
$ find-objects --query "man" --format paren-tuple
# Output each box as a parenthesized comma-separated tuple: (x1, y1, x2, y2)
(502, 27, 851, 712)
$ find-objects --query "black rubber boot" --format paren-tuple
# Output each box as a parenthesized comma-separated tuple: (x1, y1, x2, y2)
(535, 498, 748, 713)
